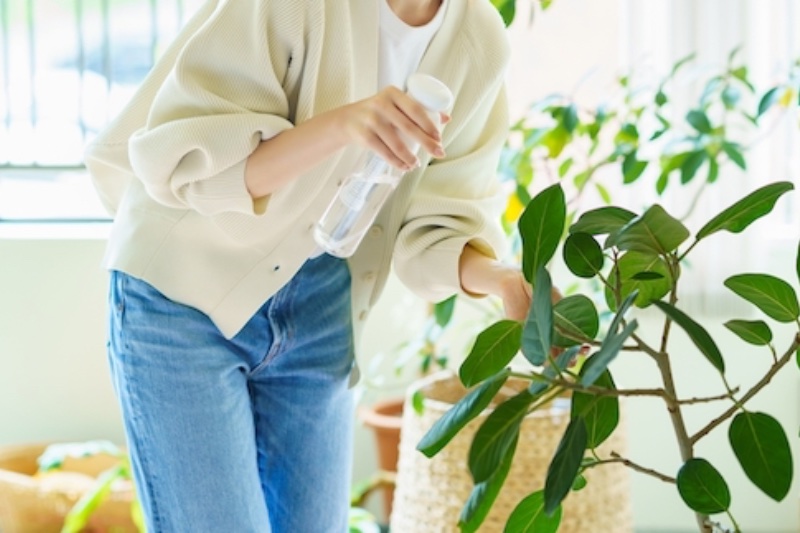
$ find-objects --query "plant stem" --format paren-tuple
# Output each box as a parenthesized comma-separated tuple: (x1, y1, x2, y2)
(653, 353, 694, 461)
(586, 451, 676, 484)
(549, 377, 665, 399)
(679, 181, 709, 222)
(655, 280, 709, 531)
(676, 388, 739, 405)
(690, 333, 800, 445)
(655, 349, 710, 531)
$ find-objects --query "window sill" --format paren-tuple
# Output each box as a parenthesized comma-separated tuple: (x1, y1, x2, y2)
(0, 221, 112, 240)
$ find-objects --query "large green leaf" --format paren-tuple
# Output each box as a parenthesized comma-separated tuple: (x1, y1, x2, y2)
(757, 87, 780, 117)
(622, 152, 648, 184)
(460, 320, 523, 388)
(563, 232, 604, 278)
(490, 0, 516, 26)
(434, 295, 457, 328)
(571, 370, 620, 448)
(544, 417, 588, 514)
(579, 291, 639, 387)
(63, 464, 126, 533)
(522, 267, 554, 366)
(579, 321, 638, 387)
(796, 240, 800, 287)
(724, 274, 800, 323)
(729, 412, 793, 502)
(529, 346, 581, 397)
(723, 320, 773, 346)
(469, 390, 533, 483)
(417, 370, 510, 457)
(504, 490, 563, 533)
(696, 182, 794, 240)
(677, 458, 731, 514)
(606, 251, 672, 310)
(553, 295, 600, 348)
(519, 184, 566, 282)
(653, 301, 725, 373)
(570, 207, 636, 236)
(607, 204, 690, 255)
(680, 150, 708, 184)
(459, 435, 518, 532)
(686, 109, 713, 133)
(722, 142, 747, 170)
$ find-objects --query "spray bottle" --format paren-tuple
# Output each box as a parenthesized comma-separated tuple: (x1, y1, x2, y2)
(314, 73, 453, 258)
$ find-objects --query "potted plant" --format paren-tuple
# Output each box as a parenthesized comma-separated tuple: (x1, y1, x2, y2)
(361, 0, 800, 522)
(0, 440, 143, 533)
(415, 178, 798, 532)
(386, 21, 800, 529)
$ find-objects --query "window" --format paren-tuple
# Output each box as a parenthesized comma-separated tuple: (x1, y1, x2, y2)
(0, 0, 203, 221)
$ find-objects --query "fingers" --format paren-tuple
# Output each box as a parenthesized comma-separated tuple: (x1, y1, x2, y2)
(392, 91, 446, 158)
(346, 87, 447, 171)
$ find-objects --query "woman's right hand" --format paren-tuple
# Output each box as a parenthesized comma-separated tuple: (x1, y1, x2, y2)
(245, 86, 448, 200)
(336, 85, 447, 172)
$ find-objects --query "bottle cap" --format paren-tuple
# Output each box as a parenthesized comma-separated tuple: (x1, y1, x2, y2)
(406, 73, 453, 112)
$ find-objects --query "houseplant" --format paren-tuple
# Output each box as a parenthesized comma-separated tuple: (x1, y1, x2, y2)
(402, 18, 800, 529)
(0, 440, 142, 533)
(361, 0, 800, 518)
(417, 179, 798, 532)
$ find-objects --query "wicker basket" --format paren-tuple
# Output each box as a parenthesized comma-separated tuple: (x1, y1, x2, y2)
(0, 443, 138, 533)
(390, 372, 634, 533)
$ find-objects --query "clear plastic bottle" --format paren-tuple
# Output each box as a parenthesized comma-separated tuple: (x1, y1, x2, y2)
(314, 73, 453, 258)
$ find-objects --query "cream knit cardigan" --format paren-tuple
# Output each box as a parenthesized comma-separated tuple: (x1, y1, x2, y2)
(85, 0, 512, 368)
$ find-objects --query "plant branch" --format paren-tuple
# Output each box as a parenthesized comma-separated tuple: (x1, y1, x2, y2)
(676, 388, 740, 405)
(631, 333, 663, 360)
(587, 451, 676, 484)
(550, 377, 667, 399)
(690, 333, 800, 445)
(678, 181, 710, 222)
(655, 352, 695, 461)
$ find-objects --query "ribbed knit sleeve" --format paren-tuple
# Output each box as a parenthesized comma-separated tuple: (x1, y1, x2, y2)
(124, 0, 303, 216)
(389, 0, 513, 303)
(393, 82, 510, 302)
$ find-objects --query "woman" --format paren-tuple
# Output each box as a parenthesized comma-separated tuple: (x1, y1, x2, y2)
(85, 0, 529, 531)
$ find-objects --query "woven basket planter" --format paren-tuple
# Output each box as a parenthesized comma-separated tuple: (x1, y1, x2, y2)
(0, 443, 138, 533)
(391, 371, 634, 533)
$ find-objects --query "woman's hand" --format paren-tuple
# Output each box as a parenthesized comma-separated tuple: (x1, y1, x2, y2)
(459, 245, 563, 323)
(337, 85, 447, 171)
(245, 85, 449, 200)
(496, 268, 532, 322)
(459, 246, 530, 322)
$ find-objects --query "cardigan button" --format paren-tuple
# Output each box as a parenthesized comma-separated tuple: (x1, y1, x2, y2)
(369, 225, 383, 238)
(358, 310, 368, 321)
(363, 271, 375, 282)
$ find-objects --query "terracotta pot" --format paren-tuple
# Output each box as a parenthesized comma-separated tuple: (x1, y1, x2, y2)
(358, 396, 404, 522)
(0, 443, 138, 533)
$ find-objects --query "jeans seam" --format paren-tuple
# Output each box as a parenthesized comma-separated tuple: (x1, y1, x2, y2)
(114, 273, 165, 531)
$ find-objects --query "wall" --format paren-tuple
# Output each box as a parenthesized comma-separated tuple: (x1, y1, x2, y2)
(0, 233, 121, 446)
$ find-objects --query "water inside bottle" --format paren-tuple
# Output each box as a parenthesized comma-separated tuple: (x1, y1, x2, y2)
(314, 175, 397, 258)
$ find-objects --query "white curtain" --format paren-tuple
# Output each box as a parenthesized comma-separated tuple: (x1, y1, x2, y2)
(619, 0, 800, 314)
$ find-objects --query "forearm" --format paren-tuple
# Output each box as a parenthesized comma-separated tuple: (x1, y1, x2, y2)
(244, 108, 349, 199)
(245, 85, 444, 200)
(458, 244, 516, 297)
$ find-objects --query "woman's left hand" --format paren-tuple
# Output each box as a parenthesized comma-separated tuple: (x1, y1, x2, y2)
(496, 269, 532, 322)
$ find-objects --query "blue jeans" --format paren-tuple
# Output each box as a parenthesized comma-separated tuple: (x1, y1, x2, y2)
(107, 254, 355, 533)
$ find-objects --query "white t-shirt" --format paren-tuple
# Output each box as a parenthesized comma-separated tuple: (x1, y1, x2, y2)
(378, 0, 447, 89)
